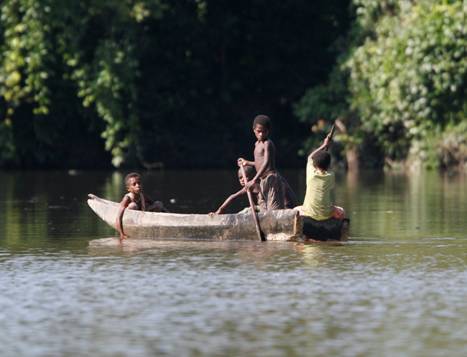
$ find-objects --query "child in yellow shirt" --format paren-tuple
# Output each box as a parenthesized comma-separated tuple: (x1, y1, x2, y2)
(302, 135, 344, 221)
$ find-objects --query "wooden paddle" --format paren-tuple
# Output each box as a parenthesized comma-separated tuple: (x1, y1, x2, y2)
(240, 165, 266, 241)
(325, 124, 335, 151)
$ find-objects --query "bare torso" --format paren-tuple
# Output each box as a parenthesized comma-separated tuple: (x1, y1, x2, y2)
(254, 139, 277, 179)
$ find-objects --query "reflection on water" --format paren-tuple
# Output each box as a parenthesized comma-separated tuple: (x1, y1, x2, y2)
(0, 170, 466, 356)
(340, 170, 466, 239)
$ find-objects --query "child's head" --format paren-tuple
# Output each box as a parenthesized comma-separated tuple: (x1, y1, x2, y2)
(252, 114, 271, 141)
(237, 166, 255, 187)
(313, 151, 331, 171)
(125, 172, 142, 194)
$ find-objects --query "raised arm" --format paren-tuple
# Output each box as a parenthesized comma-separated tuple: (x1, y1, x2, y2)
(116, 195, 131, 241)
(309, 134, 332, 161)
(212, 188, 247, 214)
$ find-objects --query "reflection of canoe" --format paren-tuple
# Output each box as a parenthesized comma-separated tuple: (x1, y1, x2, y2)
(87, 194, 303, 241)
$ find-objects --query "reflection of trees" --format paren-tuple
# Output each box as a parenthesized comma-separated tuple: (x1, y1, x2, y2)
(342, 171, 466, 239)
(299, 244, 327, 268)
(0, 172, 118, 249)
(0, 173, 48, 248)
(101, 172, 124, 202)
(413, 172, 467, 237)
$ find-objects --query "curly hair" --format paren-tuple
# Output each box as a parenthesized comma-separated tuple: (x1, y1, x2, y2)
(124, 172, 141, 187)
(313, 151, 331, 171)
(252, 114, 271, 130)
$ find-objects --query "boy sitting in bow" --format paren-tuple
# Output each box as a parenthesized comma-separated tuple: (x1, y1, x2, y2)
(116, 172, 166, 241)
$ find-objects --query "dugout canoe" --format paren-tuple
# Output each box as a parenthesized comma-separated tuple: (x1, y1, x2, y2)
(87, 194, 303, 241)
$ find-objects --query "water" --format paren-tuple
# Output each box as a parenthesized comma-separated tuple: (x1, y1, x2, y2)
(0, 170, 466, 356)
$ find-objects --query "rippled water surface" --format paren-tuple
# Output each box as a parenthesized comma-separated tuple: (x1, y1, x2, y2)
(1, 170, 466, 356)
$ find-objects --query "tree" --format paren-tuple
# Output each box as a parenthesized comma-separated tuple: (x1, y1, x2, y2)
(295, 0, 466, 170)
(0, 0, 350, 169)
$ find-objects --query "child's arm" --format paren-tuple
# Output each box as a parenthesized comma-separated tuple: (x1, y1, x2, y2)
(309, 134, 332, 160)
(115, 195, 131, 241)
(237, 158, 255, 167)
(211, 188, 247, 214)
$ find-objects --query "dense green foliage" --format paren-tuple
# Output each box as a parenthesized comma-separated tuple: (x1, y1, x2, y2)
(0, 0, 349, 168)
(1, 0, 465, 170)
(296, 0, 466, 170)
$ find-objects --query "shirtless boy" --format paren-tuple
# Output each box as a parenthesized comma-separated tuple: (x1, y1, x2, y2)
(238, 115, 297, 210)
(116, 172, 165, 241)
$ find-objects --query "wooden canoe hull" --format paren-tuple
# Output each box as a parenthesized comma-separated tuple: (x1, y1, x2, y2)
(87, 194, 303, 241)
(302, 216, 350, 242)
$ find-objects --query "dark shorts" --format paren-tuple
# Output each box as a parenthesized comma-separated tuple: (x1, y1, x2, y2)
(260, 173, 285, 210)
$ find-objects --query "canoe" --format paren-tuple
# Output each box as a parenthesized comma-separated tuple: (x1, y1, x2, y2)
(87, 194, 349, 242)
(87, 194, 303, 241)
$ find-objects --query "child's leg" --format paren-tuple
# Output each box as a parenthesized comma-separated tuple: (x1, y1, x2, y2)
(293, 205, 304, 215)
(260, 174, 285, 210)
(128, 202, 139, 210)
(332, 205, 345, 219)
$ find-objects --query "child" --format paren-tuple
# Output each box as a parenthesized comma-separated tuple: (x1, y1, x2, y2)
(238, 114, 297, 210)
(302, 134, 345, 221)
(116, 172, 166, 241)
(211, 166, 265, 214)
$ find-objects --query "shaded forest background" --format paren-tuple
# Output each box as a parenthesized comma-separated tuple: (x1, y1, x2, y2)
(0, 0, 465, 170)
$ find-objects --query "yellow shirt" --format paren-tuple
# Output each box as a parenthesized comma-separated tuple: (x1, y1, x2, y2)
(302, 159, 334, 220)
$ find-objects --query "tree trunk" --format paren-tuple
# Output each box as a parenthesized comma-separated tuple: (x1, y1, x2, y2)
(346, 147, 359, 172)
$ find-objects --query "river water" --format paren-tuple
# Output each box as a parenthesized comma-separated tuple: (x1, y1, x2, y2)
(0, 170, 466, 356)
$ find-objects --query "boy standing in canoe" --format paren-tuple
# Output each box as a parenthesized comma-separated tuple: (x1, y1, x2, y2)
(238, 115, 297, 210)
(116, 172, 166, 241)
